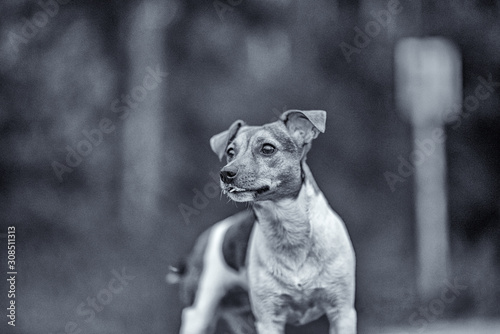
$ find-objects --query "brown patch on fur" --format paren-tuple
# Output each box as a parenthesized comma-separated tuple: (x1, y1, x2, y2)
(264, 122, 299, 154)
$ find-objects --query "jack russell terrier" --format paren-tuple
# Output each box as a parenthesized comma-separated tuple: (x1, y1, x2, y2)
(169, 110, 356, 334)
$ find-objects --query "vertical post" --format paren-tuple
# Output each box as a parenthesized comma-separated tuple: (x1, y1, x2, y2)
(395, 38, 461, 298)
(121, 0, 175, 240)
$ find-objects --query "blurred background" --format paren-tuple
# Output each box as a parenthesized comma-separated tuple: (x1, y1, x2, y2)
(0, 0, 499, 333)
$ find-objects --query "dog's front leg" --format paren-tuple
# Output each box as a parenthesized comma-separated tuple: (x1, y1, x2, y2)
(254, 320, 285, 334)
(250, 291, 286, 334)
(254, 311, 286, 334)
(327, 307, 357, 334)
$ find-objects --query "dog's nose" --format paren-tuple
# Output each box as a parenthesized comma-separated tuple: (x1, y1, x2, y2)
(220, 166, 238, 184)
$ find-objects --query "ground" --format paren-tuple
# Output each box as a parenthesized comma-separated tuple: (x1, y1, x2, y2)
(372, 319, 500, 334)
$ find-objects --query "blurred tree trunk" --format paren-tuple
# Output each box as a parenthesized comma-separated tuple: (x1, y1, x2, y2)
(120, 0, 173, 240)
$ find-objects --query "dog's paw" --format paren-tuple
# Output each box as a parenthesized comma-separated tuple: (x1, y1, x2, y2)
(179, 307, 209, 334)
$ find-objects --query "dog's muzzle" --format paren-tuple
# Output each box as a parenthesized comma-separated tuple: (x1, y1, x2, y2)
(220, 165, 271, 197)
(220, 165, 238, 184)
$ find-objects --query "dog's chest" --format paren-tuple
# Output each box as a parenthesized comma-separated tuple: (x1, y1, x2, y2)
(276, 254, 323, 289)
(277, 288, 326, 325)
(260, 248, 331, 324)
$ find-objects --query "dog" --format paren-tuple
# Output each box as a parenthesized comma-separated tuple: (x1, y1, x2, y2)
(169, 110, 356, 334)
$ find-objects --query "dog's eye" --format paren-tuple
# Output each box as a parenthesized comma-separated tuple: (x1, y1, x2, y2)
(226, 148, 235, 158)
(260, 144, 276, 155)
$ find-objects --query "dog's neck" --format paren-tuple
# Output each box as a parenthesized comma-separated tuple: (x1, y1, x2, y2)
(252, 162, 319, 257)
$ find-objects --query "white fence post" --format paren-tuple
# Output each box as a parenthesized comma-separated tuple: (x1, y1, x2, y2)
(395, 37, 461, 298)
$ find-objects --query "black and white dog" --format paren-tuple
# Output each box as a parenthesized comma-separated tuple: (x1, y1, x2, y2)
(169, 110, 356, 334)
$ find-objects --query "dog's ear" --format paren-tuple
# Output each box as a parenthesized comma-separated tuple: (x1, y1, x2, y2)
(210, 120, 246, 160)
(280, 110, 326, 147)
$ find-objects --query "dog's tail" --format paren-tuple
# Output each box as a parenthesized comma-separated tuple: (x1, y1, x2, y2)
(166, 260, 186, 284)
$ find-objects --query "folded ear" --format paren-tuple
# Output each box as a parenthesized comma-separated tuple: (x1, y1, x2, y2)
(210, 120, 245, 160)
(280, 110, 326, 147)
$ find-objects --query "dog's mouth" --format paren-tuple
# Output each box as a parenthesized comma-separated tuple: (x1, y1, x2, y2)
(225, 185, 270, 195)
(226, 185, 247, 193)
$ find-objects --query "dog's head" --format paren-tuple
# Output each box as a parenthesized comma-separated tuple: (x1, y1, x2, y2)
(210, 110, 326, 202)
